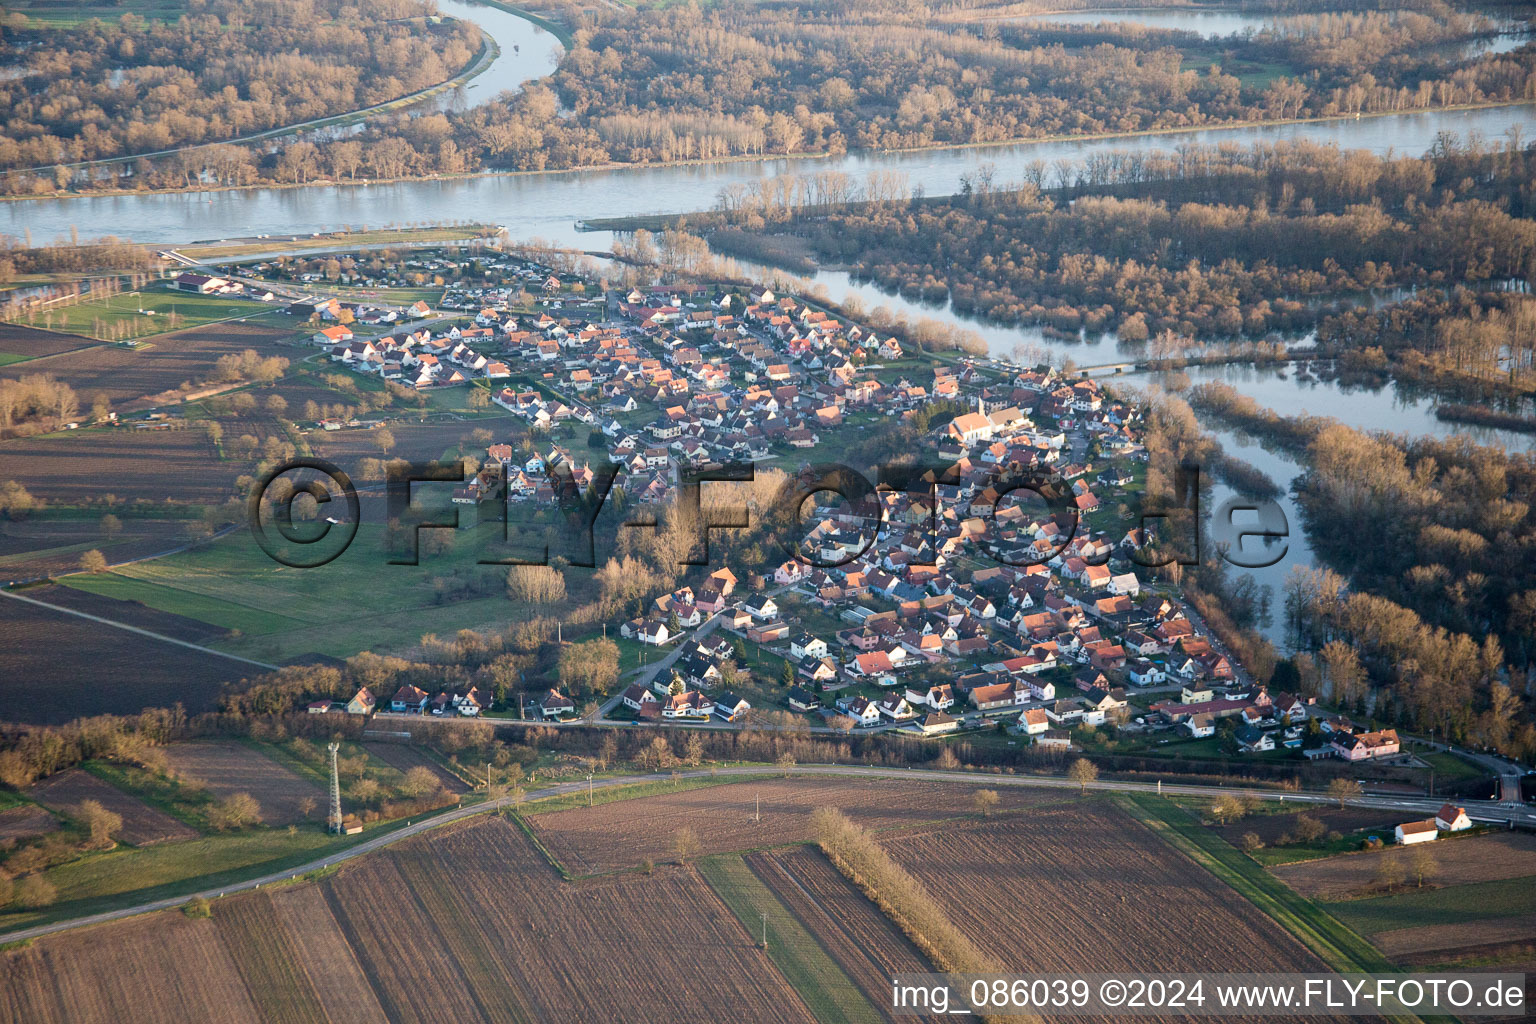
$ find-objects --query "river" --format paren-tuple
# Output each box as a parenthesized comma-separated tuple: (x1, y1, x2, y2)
(430, 0, 564, 113)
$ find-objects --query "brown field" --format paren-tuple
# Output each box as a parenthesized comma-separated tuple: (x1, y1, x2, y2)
(0, 320, 293, 411)
(0, 804, 58, 842)
(159, 741, 321, 825)
(26, 768, 198, 846)
(0, 784, 1391, 1024)
(362, 741, 469, 793)
(267, 885, 389, 1024)
(0, 323, 97, 360)
(528, 777, 1057, 875)
(1273, 831, 1536, 901)
(0, 909, 263, 1024)
(0, 518, 191, 582)
(322, 815, 819, 1023)
(750, 847, 943, 1024)
(1375, 916, 1536, 958)
(0, 593, 242, 724)
(879, 802, 1355, 1024)
(1212, 805, 1397, 848)
(0, 425, 241, 504)
(23, 583, 229, 643)
(312, 416, 516, 464)
(4, 814, 819, 1024)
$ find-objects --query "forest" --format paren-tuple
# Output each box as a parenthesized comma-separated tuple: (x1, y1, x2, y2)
(1183, 380, 1535, 756)
(0, 0, 479, 182)
(3, 0, 1532, 195)
(700, 136, 1536, 390)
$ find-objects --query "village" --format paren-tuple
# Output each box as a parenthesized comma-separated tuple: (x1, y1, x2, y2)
(228, 243, 1453, 809)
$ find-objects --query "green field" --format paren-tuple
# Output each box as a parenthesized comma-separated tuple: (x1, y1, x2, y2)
(60, 522, 552, 661)
(0, 352, 33, 366)
(697, 853, 883, 1024)
(10, 1, 189, 26)
(1327, 877, 1536, 936)
(7, 289, 269, 341)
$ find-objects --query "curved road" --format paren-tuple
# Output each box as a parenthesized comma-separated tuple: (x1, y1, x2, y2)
(2, 761, 1531, 946)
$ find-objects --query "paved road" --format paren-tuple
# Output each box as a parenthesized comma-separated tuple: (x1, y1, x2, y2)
(0, 587, 278, 672)
(3, 760, 1531, 946)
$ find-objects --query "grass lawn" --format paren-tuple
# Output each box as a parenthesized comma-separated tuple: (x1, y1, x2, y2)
(0, 352, 33, 366)
(1420, 751, 1488, 785)
(57, 521, 574, 661)
(7, 289, 269, 341)
(1327, 877, 1536, 935)
(0, 817, 420, 934)
(697, 853, 883, 1024)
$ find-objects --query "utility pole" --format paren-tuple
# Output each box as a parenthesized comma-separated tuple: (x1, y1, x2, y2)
(755, 792, 761, 823)
(327, 742, 343, 834)
(587, 772, 594, 807)
(487, 762, 492, 791)
(760, 911, 768, 949)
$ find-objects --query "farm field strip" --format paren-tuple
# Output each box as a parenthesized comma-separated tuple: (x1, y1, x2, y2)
(1118, 794, 1395, 976)
(883, 799, 1365, 1024)
(527, 778, 1055, 876)
(1272, 831, 1536, 900)
(0, 804, 58, 842)
(0, 593, 240, 724)
(750, 848, 946, 1024)
(26, 768, 198, 846)
(159, 741, 322, 825)
(213, 892, 330, 1024)
(320, 816, 821, 1024)
(1326, 876, 1536, 936)
(362, 742, 471, 793)
(268, 885, 391, 1024)
(63, 571, 303, 636)
(698, 853, 884, 1024)
(0, 911, 263, 1024)
(1374, 914, 1536, 958)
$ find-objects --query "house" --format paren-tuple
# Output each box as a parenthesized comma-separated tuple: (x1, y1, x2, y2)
(390, 685, 429, 713)
(1235, 724, 1274, 753)
(663, 690, 715, 719)
(841, 695, 882, 727)
(346, 687, 376, 716)
(1018, 708, 1050, 736)
(789, 633, 828, 661)
(714, 692, 752, 722)
(1332, 728, 1400, 762)
(1394, 819, 1440, 845)
(304, 700, 335, 714)
(1036, 729, 1073, 751)
(313, 325, 354, 346)
(539, 689, 576, 719)
(1435, 804, 1472, 832)
(906, 684, 955, 711)
(1180, 683, 1214, 704)
(1184, 713, 1216, 738)
(621, 684, 659, 712)
(742, 596, 779, 621)
(876, 694, 917, 721)
(787, 687, 821, 713)
(970, 681, 1022, 711)
(914, 711, 959, 736)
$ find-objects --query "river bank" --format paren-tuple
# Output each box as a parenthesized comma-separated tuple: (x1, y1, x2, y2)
(5, 98, 1532, 209)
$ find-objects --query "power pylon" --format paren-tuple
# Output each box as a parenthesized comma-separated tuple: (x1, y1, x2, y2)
(327, 742, 343, 834)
